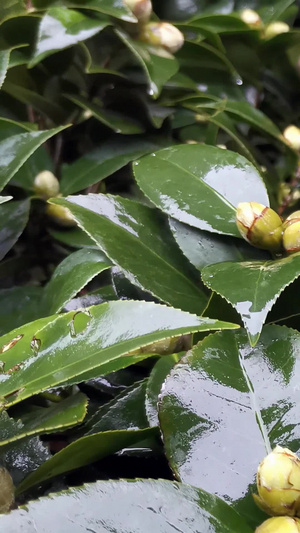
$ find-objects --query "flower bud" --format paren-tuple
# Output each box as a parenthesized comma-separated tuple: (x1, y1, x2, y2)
(123, 0, 152, 23)
(283, 219, 300, 254)
(256, 517, 300, 532)
(0, 467, 15, 513)
(139, 22, 184, 54)
(255, 446, 300, 516)
(46, 202, 76, 227)
(240, 9, 262, 27)
(236, 202, 283, 251)
(283, 126, 300, 151)
(34, 170, 60, 200)
(264, 21, 290, 39)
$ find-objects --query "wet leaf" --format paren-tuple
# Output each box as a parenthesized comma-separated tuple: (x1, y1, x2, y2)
(134, 144, 268, 236)
(0, 126, 67, 192)
(202, 253, 300, 346)
(169, 218, 270, 271)
(146, 353, 180, 427)
(41, 248, 111, 315)
(116, 30, 179, 99)
(0, 393, 88, 447)
(17, 428, 157, 493)
(159, 325, 300, 529)
(60, 135, 168, 195)
(0, 300, 238, 406)
(30, 8, 108, 67)
(1, 479, 253, 532)
(52, 194, 208, 314)
(0, 200, 30, 261)
(32, 0, 136, 22)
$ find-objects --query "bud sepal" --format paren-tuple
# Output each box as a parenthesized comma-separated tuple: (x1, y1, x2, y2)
(255, 517, 300, 532)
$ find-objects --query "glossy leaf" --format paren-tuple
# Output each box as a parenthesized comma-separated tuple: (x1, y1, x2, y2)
(202, 253, 300, 346)
(32, 0, 136, 22)
(0, 126, 67, 192)
(30, 8, 108, 67)
(0, 49, 10, 89)
(0, 200, 30, 261)
(159, 326, 300, 528)
(0, 196, 12, 204)
(134, 144, 269, 237)
(2, 480, 252, 532)
(0, 393, 87, 447)
(85, 379, 149, 432)
(169, 218, 270, 271)
(0, 300, 238, 406)
(146, 353, 180, 427)
(41, 248, 111, 315)
(17, 428, 157, 493)
(48, 227, 98, 249)
(52, 194, 207, 314)
(116, 30, 179, 99)
(60, 136, 168, 195)
(2, 436, 51, 487)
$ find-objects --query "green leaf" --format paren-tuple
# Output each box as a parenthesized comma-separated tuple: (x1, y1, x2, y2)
(30, 8, 109, 67)
(85, 379, 149, 432)
(48, 227, 98, 249)
(159, 326, 300, 529)
(202, 253, 300, 346)
(0, 49, 10, 89)
(116, 29, 179, 99)
(169, 218, 270, 271)
(66, 94, 145, 134)
(0, 300, 237, 406)
(52, 194, 208, 314)
(0, 0, 25, 21)
(0, 196, 12, 204)
(0, 200, 30, 261)
(13, 146, 54, 190)
(1, 479, 253, 532)
(2, 436, 51, 487)
(17, 428, 157, 493)
(145, 353, 180, 427)
(0, 393, 88, 447)
(60, 135, 169, 195)
(134, 144, 269, 237)
(185, 14, 254, 33)
(41, 248, 111, 315)
(0, 126, 67, 192)
(0, 286, 43, 336)
(31, 0, 136, 22)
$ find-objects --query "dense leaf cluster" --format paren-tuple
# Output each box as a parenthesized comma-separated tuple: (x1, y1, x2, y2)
(1, 0, 300, 530)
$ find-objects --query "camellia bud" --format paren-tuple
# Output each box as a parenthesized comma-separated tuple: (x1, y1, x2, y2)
(46, 202, 76, 227)
(282, 212, 300, 254)
(34, 170, 60, 200)
(264, 21, 289, 39)
(255, 517, 300, 532)
(240, 9, 262, 27)
(139, 22, 184, 54)
(283, 126, 300, 151)
(123, 0, 152, 23)
(236, 202, 283, 252)
(254, 446, 300, 516)
(0, 467, 15, 513)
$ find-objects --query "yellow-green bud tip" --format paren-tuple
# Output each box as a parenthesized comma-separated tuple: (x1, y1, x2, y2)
(283, 216, 300, 254)
(283, 126, 300, 151)
(46, 203, 76, 228)
(255, 446, 300, 516)
(34, 170, 60, 200)
(236, 202, 283, 252)
(256, 517, 300, 532)
(123, 0, 152, 23)
(139, 22, 184, 54)
(264, 21, 290, 39)
(240, 9, 261, 27)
